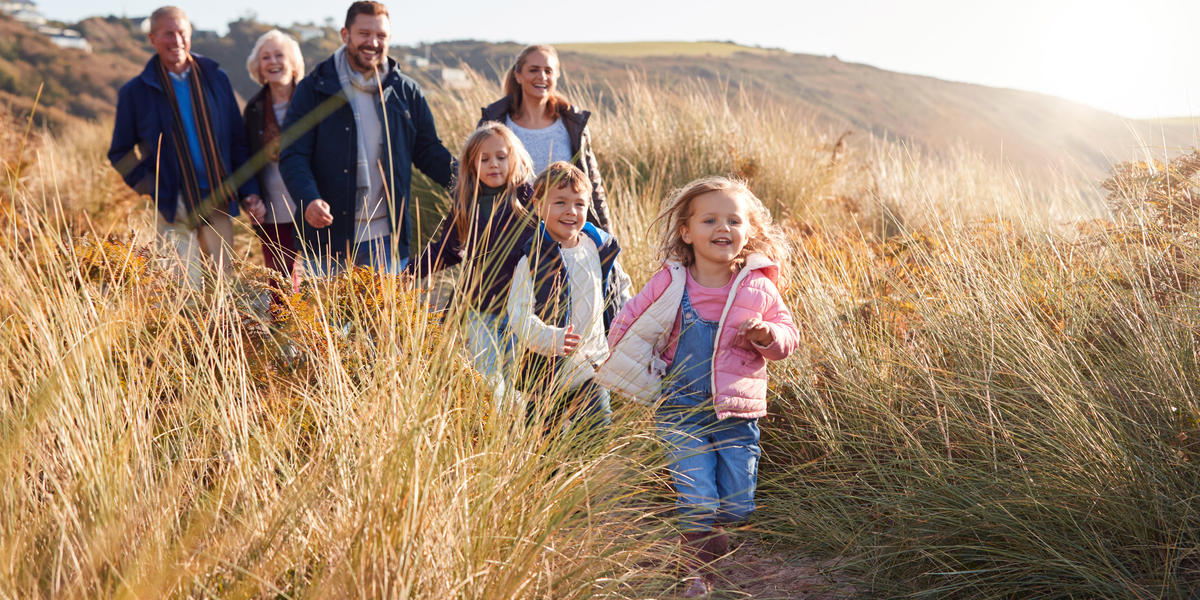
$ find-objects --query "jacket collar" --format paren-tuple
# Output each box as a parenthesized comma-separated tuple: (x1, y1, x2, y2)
(665, 253, 779, 285)
(481, 96, 590, 128)
(741, 252, 779, 284)
(312, 53, 401, 96)
(246, 84, 270, 111)
(536, 220, 611, 249)
(137, 53, 217, 92)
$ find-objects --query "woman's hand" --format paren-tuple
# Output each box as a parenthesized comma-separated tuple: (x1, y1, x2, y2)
(242, 194, 267, 224)
(737, 317, 774, 348)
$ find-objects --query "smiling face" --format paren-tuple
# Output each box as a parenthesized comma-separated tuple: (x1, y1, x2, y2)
(680, 190, 751, 271)
(513, 49, 558, 105)
(539, 185, 589, 247)
(475, 134, 511, 189)
(256, 38, 293, 87)
(148, 13, 192, 74)
(340, 13, 390, 74)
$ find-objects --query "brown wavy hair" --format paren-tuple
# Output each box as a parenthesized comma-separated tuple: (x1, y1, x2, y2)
(503, 45, 570, 119)
(652, 176, 791, 277)
(452, 122, 534, 240)
(531, 161, 591, 209)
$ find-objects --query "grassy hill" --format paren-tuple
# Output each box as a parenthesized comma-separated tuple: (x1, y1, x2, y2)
(4, 43, 1200, 598)
(430, 40, 1196, 182)
(4, 16, 1195, 187)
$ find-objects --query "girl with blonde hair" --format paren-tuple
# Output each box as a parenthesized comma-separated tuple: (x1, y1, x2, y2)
(597, 176, 799, 596)
(409, 122, 536, 400)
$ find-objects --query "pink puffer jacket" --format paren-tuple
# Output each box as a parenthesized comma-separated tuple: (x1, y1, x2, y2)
(596, 254, 799, 419)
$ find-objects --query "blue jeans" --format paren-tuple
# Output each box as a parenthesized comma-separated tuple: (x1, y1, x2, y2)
(304, 235, 407, 277)
(657, 391, 761, 531)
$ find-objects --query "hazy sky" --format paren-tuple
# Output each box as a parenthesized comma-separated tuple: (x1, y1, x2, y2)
(40, 0, 1200, 119)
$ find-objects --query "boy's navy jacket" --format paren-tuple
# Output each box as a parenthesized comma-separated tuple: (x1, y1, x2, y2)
(279, 54, 455, 259)
(515, 220, 623, 393)
(108, 53, 258, 223)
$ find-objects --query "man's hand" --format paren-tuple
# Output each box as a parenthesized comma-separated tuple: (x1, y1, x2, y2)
(737, 317, 775, 348)
(305, 199, 334, 228)
(562, 324, 581, 356)
(242, 194, 267, 224)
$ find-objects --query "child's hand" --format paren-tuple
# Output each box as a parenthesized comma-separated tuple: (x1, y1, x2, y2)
(562, 325, 581, 356)
(737, 318, 775, 348)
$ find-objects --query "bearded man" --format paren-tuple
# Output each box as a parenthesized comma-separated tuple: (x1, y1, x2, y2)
(279, 0, 455, 274)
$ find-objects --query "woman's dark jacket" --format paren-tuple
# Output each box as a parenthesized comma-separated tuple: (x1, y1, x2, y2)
(407, 182, 536, 314)
(242, 84, 279, 203)
(479, 97, 610, 231)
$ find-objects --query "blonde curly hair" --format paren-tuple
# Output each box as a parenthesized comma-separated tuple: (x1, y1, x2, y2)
(652, 176, 791, 275)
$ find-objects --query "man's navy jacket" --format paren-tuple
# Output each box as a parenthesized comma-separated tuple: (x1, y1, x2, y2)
(279, 54, 455, 259)
(108, 53, 257, 223)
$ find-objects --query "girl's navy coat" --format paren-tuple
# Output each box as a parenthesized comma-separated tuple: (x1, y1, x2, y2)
(408, 183, 536, 314)
(279, 55, 455, 260)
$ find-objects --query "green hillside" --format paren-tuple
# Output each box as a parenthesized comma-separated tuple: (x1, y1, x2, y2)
(5, 12, 1195, 185)
(554, 40, 780, 57)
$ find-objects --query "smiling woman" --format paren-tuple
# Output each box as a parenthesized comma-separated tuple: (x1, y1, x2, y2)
(242, 29, 305, 302)
(479, 45, 612, 232)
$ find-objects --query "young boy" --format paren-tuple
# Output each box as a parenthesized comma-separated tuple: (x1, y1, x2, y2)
(507, 161, 632, 436)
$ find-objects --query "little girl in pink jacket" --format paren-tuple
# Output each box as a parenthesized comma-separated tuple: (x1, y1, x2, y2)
(596, 176, 799, 597)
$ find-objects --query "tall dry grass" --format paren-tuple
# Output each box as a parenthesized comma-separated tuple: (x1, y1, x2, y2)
(1, 68, 1198, 599)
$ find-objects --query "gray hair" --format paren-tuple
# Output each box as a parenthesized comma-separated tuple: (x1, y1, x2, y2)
(245, 29, 305, 86)
(147, 6, 189, 34)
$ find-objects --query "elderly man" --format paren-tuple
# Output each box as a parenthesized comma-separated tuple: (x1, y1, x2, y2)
(109, 6, 264, 286)
(280, 0, 455, 275)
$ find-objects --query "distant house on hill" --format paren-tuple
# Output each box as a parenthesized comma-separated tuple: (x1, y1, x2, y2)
(0, 0, 34, 14)
(433, 67, 471, 90)
(37, 25, 92, 52)
(292, 24, 324, 42)
(5, 0, 92, 50)
(2, 0, 45, 26)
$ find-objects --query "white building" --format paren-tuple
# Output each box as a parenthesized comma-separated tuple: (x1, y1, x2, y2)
(5, 1, 90, 50)
(38, 26, 92, 52)
(0, 0, 34, 13)
(292, 24, 324, 42)
(434, 68, 471, 90)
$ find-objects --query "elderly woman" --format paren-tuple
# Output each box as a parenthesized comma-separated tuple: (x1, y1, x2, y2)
(479, 45, 611, 231)
(243, 29, 304, 296)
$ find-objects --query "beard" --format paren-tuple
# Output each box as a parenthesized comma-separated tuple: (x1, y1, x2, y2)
(346, 43, 384, 74)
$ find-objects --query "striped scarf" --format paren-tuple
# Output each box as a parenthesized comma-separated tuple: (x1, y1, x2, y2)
(155, 56, 235, 226)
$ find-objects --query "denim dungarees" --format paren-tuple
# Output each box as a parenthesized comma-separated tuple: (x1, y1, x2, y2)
(657, 285, 761, 531)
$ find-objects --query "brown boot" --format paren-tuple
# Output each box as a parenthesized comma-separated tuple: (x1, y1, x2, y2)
(680, 531, 718, 597)
(709, 526, 729, 557)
